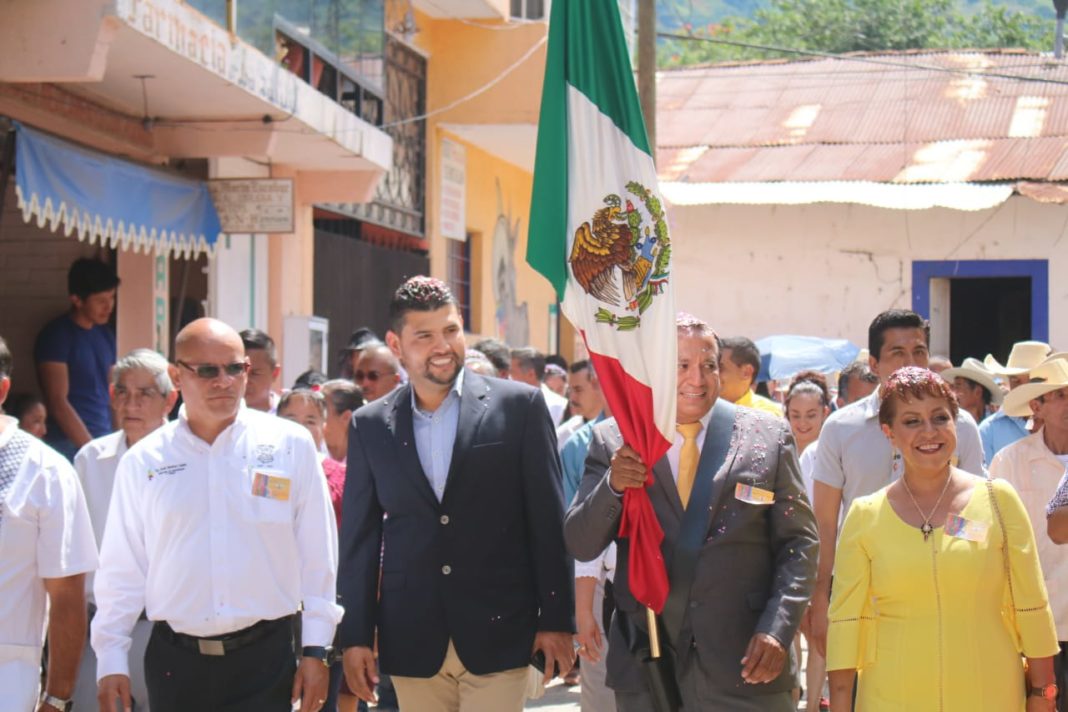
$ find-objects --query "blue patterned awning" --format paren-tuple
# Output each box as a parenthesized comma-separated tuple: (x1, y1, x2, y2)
(14, 122, 222, 258)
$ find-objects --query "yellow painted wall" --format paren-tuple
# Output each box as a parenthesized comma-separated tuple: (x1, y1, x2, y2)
(407, 9, 558, 351)
(430, 129, 558, 351)
(410, 10, 545, 126)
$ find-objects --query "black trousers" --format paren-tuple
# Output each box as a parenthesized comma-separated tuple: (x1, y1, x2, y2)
(144, 620, 296, 712)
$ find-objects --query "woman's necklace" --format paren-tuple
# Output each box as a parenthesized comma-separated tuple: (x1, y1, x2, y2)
(900, 472, 953, 542)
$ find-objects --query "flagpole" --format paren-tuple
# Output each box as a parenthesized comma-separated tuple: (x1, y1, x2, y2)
(646, 607, 661, 658)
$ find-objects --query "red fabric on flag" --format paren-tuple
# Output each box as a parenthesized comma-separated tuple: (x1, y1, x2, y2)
(586, 340, 672, 613)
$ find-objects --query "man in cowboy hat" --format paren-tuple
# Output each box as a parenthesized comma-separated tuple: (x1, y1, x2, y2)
(980, 340, 1053, 463)
(991, 357, 1068, 709)
(941, 358, 1003, 426)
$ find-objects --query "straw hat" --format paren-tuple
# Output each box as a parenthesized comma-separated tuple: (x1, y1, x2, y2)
(984, 341, 1052, 376)
(1001, 359, 1068, 417)
(940, 359, 1004, 406)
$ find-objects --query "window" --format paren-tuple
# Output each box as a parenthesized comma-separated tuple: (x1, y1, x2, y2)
(511, 0, 545, 20)
(447, 236, 473, 329)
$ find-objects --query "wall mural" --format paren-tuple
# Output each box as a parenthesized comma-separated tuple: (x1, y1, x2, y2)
(492, 179, 529, 346)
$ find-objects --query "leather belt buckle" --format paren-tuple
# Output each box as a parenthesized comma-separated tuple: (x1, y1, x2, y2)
(198, 639, 226, 656)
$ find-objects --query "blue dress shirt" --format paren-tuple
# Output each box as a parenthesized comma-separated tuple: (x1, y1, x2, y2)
(978, 408, 1029, 466)
(411, 370, 464, 502)
(561, 413, 606, 507)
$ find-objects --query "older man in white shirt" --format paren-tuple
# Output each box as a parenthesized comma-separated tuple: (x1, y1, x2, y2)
(992, 357, 1068, 711)
(94, 319, 342, 712)
(0, 335, 98, 712)
(71, 348, 177, 712)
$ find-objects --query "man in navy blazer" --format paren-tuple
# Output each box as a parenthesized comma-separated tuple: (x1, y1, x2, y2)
(338, 277, 574, 711)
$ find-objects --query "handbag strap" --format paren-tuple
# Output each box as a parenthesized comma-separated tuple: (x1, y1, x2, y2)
(986, 479, 1017, 610)
(661, 399, 737, 646)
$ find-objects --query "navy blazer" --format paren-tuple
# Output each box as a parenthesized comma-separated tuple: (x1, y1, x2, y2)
(337, 369, 574, 677)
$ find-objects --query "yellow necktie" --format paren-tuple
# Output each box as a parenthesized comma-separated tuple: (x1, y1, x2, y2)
(676, 422, 702, 508)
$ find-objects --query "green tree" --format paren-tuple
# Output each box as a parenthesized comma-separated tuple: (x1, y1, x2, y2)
(659, 0, 1055, 67)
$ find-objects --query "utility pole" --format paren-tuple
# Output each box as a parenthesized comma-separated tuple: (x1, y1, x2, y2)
(1056, 0, 1068, 58)
(637, 0, 656, 161)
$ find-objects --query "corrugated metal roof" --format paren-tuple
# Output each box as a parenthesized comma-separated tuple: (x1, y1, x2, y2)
(657, 50, 1068, 185)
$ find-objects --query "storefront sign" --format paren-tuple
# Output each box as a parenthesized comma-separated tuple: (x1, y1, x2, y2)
(440, 138, 466, 241)
(208, 179, 294, 234)
(115, 0, 298, 113)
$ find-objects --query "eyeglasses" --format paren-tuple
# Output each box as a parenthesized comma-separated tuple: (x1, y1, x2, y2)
(177, 360, 249, 380)
(354, 370, 391, 382)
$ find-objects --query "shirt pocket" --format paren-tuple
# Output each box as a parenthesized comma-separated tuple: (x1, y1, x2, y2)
(241, 467, 293, 524)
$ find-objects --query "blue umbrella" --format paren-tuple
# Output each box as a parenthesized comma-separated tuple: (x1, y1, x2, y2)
(755, 335, 861, 382)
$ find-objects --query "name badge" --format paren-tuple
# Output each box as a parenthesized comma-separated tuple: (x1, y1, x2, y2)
(251, 470, 291, 502)
(735, 483, 774, 505)
(945, 513, 988, 542)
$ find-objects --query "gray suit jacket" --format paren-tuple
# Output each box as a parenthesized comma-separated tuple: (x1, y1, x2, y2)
(564, 403, 818, 697)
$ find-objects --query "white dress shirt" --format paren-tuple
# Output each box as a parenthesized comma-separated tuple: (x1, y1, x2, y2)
(91, 405, 342, 679)
(0, 418, 98, 647)
(541, 383, 569, 426)
(74, 430, 127, 603)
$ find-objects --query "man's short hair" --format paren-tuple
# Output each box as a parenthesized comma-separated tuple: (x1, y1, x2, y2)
(868, 309, 930, 360)
(472, 338, 511, 373)
(0, 336, 11, 380)
(68, 258, 120, 299)
(321, 379, 365, 416)
(511, 346, 546, 381)
(240, 328, 277, 366)
(388, 276, 459, 334)
(675, 313, 722, 359)
(721, 336, 761, 376)
(112, 348, 174, 395)
(359, 343, 400, 372)
(838, 361, 878, 401)
(569, 359, 591, 375)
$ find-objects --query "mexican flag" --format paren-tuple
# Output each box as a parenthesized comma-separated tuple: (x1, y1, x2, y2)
(527, 0, 677, 613)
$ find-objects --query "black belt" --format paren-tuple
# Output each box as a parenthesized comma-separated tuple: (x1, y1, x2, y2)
(156, 615, 294, 656)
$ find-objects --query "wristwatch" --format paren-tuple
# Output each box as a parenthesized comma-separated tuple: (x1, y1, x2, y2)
(1031, 683, 1058, 701)
(302, 645, 334, 667)
(39, 693, 73, 712)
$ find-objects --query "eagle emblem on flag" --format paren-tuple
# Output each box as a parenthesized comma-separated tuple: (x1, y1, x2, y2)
(568, 181, 671, 331)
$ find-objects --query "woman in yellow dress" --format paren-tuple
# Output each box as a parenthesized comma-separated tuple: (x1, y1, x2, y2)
(826, 367, 1059, 711)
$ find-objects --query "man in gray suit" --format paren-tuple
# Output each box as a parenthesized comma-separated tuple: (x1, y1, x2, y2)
(564, 314, 818, 710)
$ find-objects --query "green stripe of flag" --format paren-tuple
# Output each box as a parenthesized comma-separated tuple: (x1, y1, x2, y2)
(527, 0, 652, 300)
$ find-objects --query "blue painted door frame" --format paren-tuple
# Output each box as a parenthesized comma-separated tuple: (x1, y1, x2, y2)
(911, 260, 1049, 342)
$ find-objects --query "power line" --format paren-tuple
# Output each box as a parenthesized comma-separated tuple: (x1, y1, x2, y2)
(382, 35, 547, 129)
(657, 32, 1068, 87)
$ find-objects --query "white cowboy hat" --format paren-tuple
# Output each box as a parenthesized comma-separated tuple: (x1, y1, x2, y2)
(1039, 352, 1068, 367)
(940, 360, 1004, 406)
(1002, 359, 1068, 417)
(984, 341, 1052, 376)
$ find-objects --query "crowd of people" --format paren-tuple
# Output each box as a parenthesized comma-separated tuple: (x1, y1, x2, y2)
(3, 260, 1068, 712)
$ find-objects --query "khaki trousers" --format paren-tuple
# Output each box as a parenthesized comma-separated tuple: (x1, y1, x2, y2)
(391, 640, 528, 712)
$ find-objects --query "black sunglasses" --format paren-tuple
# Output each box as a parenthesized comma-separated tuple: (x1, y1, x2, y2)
(177, 360, 249, 380)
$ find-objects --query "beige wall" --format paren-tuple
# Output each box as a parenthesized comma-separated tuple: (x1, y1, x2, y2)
(669, 195, 1067, 349)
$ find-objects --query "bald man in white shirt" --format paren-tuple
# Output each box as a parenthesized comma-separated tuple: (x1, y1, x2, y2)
(94, 319, 342, 712)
